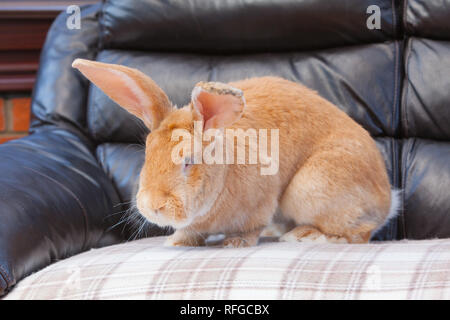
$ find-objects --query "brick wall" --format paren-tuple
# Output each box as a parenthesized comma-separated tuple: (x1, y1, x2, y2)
(0, 95, 31, 144)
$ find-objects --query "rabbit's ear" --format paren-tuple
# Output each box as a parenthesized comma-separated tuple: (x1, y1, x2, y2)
(72, 59, 172, 130)
(191, 82, 246, 131)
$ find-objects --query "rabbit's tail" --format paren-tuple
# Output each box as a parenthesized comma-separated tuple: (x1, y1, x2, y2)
(373, 189, 402, 235)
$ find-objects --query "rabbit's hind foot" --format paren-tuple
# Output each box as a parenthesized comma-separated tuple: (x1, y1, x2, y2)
(279, 225, 348, 244)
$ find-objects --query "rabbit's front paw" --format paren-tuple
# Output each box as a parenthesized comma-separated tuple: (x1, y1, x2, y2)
(164, 229, 205, 247)
(222, 228, 263, 248)
(223, 237, 252, 248)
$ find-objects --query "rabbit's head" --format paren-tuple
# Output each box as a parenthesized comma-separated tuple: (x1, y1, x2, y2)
(73, 59, 245, 229)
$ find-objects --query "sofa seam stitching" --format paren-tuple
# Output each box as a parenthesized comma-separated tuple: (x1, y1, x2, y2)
(86, 0, 105, 144)
(400, 39, 411, 238)
(392, 0, 399, 137)
(404, 38, 412, 138)
(403, 0, 409, 36)
(391, 0, 402, 240)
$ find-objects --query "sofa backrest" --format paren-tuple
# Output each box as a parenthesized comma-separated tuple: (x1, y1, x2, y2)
(400, 0, 450, 239)
(30, 0, 450, 240)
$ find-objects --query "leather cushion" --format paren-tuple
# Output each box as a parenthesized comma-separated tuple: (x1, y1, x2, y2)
(401, 138, 450, 239)
(402, 38, 450, 140)
(405, 0, 450, 39)
(96, 143, 144, 204)
(100, 0, 399, 53)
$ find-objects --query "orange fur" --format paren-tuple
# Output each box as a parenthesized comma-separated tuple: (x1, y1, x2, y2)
(73, 59, 393, 247)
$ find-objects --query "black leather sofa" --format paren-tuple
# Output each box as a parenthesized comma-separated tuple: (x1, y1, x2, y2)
(1, 0, 450, 296)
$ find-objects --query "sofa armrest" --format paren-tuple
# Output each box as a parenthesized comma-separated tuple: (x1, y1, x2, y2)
(0, 127, 124, 295)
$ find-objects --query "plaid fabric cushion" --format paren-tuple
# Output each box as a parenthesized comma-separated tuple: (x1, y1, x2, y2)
(4, 237, 450, 299)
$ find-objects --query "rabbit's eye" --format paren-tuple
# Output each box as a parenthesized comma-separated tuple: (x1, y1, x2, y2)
(183, 162, 192, 170)
(182, 156, 194, 172)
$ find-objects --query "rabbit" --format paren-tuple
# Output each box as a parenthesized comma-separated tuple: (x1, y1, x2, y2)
(72, 58, 399, 247)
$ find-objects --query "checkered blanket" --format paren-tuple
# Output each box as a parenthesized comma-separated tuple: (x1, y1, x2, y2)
(4, 237, 450, 299)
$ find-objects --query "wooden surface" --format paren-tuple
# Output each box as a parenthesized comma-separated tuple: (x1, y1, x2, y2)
(0, 1, 98, 92)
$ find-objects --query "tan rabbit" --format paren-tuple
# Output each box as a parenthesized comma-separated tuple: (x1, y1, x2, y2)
(72, 59, 399, 247)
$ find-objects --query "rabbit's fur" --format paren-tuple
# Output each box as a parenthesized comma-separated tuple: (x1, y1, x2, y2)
(73, 59, 398, 247)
